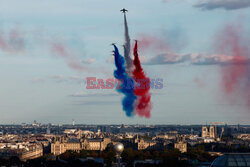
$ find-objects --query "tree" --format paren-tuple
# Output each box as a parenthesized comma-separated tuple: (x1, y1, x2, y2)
(91, 150, 97, 157)
(121, 148, 134, 161)
(144, 151, 152, 159)
(121, 148, 134, 166)
(135, 150, 144, 160)
(79, 150, 88, 157)
(153, 151, 160, 159)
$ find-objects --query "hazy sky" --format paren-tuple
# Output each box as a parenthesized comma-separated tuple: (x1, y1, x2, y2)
(0, 0, 250, 124)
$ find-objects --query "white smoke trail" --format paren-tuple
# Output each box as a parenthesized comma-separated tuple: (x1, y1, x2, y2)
(123, 13, 133, 73)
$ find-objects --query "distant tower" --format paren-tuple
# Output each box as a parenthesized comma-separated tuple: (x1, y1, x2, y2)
(72, 119, 75, 126)
(191, 128, 194, 135)
(97, 129, 101, 136)
(47, 125, 50, 135)
(134, 134, 139, 143)
(209, 126, 215, 138)
(77, 129, 82, 139)
(220, 127, 224, 140)
(202, 126, 208, 138)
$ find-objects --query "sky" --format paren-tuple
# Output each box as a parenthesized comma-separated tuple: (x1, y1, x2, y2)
(0, 0, 250, 124)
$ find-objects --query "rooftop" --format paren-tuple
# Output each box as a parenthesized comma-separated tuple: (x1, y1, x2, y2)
(211, 153, 250, 167)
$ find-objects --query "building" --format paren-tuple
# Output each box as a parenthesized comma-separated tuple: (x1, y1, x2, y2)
(202, 126, 208, 138)
(51, 137, 81, 155)
(0, 144, 43, 162)
(51, 137, 111, 155)
(20, 144, 43, 161)
(134, 135, 160, 150)
(63, 129, 77, 135)
(137, 139, 157, 150)
(82, 138, 111, 151)
(174, 141, 187, 153)
(174, 136, 187, 153)
(202, 126, 215, 138)
(211, 153, 250, 167)
(204, 138, 215, 143)
(237, 134, 250, 140)
(210, 126, 215, 138)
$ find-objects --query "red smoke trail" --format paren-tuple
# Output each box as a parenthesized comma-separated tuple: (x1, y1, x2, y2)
(137, 34, 170, 54)
(215, 23, 250, 109)
(0, 36, 8, 51)
(0, 28, 25, 53)
(51, 42, 107, 75)
(133, 41, 152, 118)
(51, 42, 88, 72)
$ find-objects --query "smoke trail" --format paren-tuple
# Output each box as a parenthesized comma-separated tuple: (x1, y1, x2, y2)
(132, 41, 152, 118)
(51, 42, 88, 72)
(136, 34, 170, 54)
(123, 13, 133, 73)
(215, 23, 250, 109)
(0, 28, 25, 53)
(113, 44, 137, 117)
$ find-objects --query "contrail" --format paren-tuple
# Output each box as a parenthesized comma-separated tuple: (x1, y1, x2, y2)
(113, 44, 137, 117)
(123, 13, 133, 73)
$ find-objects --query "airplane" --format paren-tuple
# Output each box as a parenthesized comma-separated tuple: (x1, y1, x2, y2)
(110, 50, 115, 54)
(120, 8, 128, 13)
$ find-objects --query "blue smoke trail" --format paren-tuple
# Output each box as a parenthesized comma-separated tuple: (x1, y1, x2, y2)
(113, 44, 137, 117)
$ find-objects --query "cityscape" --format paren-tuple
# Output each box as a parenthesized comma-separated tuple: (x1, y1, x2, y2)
(0, 122, 250, 166)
